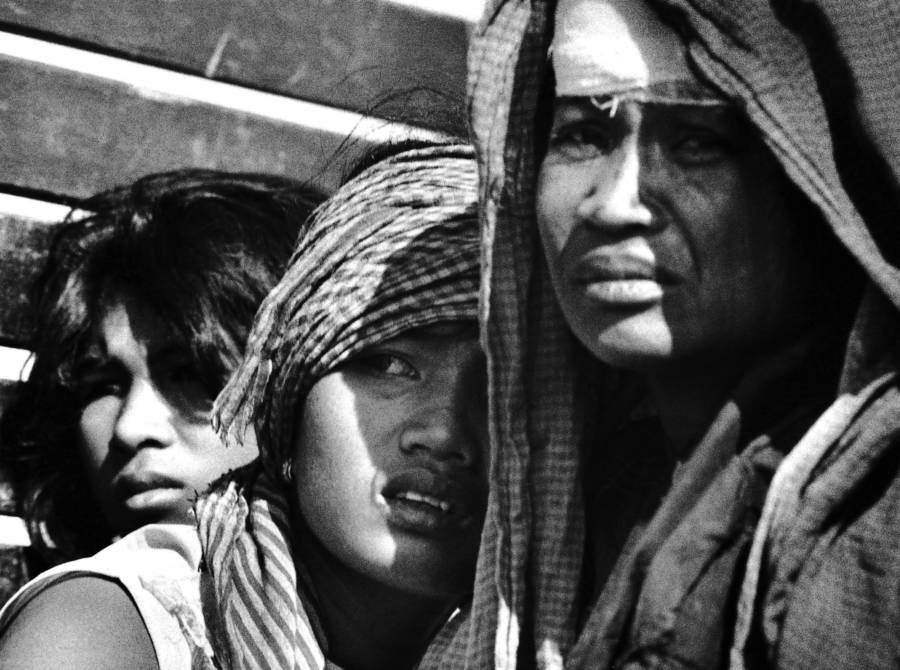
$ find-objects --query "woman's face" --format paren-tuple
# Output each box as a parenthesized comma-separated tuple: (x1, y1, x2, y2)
(292, 322, 489, 597)
(536, 97, 817, 371)
(76, 295, 258, 536)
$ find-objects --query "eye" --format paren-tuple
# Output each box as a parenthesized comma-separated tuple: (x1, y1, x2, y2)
(73, 372, 126, 405)
(352, 352, 420, 380)
(154, 358, 214, 416)
(670, 126, 734, 165)
(548, 121, 618, 161)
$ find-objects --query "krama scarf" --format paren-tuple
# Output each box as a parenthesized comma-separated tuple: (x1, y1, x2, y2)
(418, 1, 900, 669)
(195, 144, 481, 670)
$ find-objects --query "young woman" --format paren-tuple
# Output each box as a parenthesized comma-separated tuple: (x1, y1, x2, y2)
(420, 1, 900, 669)
(0, 170, 323, 571)
(0, 144, 489, 670)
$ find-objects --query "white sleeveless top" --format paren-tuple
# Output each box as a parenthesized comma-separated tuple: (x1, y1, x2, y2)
(0, 523, 214, 669)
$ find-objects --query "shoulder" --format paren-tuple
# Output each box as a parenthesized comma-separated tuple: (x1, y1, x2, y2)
(0, 576, 159, 670)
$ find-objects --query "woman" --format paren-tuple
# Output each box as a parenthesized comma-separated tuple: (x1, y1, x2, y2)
(0, 170, 323, 571)
(197, 142, 488, 670)
(0, 144, 489, 669)
(421, 1, 900, 668)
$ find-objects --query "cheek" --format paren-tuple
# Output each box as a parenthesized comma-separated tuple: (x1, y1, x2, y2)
(77, 397, 119, 472)
(536, 163, 582, 258)
(702, 185, 788, 300)
(672, 171, 804, 352)
(292, 380, 383, 548)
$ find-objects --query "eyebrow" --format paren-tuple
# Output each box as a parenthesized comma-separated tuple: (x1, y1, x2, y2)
(146, 343, 192, 367)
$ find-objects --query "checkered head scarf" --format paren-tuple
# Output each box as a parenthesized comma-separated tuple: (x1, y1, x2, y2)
(196, 143, 480, 670)
(418, 1, 900, 669)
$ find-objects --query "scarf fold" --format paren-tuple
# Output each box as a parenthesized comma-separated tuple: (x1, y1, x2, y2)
(196, 144, 481, 669)
(197, 468, 328, 670)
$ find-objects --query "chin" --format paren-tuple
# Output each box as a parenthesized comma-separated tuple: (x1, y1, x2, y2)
(391, 567, 474, 599)
(389, 539, 478, 598)
(587, 324, 674, 371)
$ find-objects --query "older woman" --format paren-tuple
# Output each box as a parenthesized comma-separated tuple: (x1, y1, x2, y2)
(421, 1, 900, 669)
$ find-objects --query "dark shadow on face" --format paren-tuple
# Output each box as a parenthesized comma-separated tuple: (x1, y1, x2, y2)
(350, 228, 487, 598)
(538, 96, 862, 379)
(290, 223, 488, 602)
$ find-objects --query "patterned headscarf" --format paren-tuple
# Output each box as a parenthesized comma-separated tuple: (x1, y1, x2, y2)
(195, 143, 481, 670)
(419, 1, 900, 669)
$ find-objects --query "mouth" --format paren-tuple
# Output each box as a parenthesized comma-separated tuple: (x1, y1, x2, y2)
(572, 252, 677, 305)
(379, 469, 484, 539)
(112, 472, 190, 521)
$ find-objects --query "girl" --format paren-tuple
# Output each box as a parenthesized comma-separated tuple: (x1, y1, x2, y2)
(0, 170, 323, 569)
(198, 142, 488, 670)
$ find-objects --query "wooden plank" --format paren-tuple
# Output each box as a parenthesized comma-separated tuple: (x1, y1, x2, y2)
(0, 0, 469, 134)
(0, 54, 378, 200)
(0, 214, 58, 347)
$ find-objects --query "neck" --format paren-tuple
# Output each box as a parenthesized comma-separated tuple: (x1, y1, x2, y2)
(644, 355, 750, 461)
(298, 527, 456, 670)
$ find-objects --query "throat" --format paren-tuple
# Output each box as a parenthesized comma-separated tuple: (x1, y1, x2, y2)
(646, 360, 747, 461)
(296, 524, 456, 670)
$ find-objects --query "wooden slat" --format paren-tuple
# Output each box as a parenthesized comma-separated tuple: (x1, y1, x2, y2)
(0, 54, 379, 199)
(0, 214, 58, 347)
(0, 0, 469, 134)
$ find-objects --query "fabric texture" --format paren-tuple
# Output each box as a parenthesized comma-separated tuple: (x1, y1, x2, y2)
(0, 523, 212, 670)
(196, 144, 481, 670)
(418, 1, 900, 668)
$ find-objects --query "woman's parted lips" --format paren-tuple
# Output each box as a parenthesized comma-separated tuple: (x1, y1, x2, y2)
(380, 467, 486, 536)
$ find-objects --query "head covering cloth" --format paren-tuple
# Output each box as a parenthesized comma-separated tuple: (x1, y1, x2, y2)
(195, 143, 481, 670)
(418, 1, 900, 668)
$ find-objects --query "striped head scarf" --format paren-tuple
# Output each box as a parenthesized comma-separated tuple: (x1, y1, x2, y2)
(419, 1, 900, 669)
(195, 143, 481, 670)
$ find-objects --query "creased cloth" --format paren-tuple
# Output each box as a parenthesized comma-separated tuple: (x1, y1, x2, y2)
(418, 1, 900, 668)
(196, 144, 481, 670)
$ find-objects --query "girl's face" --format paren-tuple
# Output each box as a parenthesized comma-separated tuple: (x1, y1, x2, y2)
(536, 98, 817, 372)
(76, 295, 258, 536)
(292, 322, 489, 597)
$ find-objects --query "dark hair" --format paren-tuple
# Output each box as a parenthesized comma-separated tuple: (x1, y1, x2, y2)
(1, 169, 325, 565)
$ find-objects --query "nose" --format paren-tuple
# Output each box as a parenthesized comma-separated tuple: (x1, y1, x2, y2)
(399, 382, 485, 470)
(576, 137, 655, 231)
(111, 379, 177, 452)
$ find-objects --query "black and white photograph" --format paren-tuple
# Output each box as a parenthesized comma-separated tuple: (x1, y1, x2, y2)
(0, 1, 896, 668)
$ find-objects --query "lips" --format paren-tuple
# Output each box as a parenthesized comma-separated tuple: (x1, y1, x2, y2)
(572, 250, 678, 305)
(111, 469, 189, 522)
(379, 468, 484, 538)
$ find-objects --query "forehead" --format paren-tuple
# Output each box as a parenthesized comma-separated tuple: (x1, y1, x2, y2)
(552, 0, 693, 97)
(86, 294, 178, 359)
